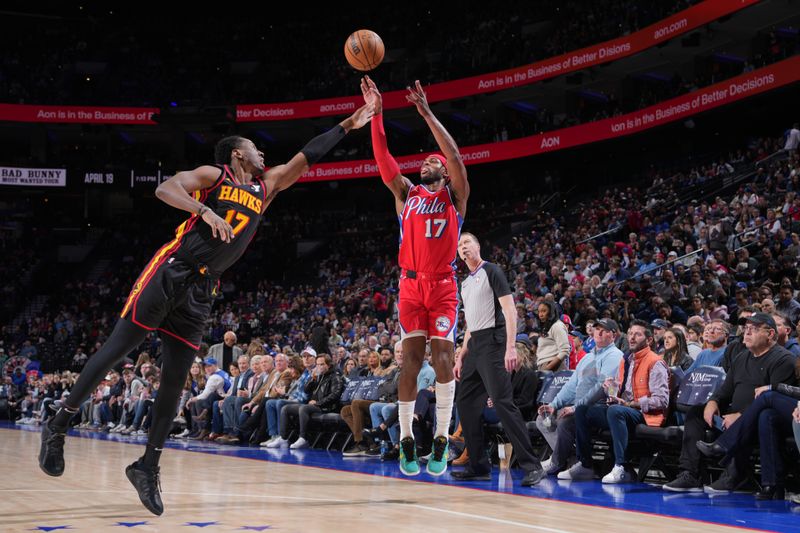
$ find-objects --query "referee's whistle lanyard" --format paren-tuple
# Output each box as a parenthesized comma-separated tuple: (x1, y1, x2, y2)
(468, 261, 485, 275)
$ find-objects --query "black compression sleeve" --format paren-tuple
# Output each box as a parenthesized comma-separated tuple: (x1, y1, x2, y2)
(300, 125, 347, 165)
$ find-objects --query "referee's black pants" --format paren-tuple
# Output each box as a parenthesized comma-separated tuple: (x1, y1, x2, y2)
(457, 328, 540, 474)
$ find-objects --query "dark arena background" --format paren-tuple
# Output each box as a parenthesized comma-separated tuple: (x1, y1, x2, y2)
(1, 2, 800, 531)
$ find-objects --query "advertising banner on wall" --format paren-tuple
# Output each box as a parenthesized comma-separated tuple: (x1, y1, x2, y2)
(236, 0, 760, 121)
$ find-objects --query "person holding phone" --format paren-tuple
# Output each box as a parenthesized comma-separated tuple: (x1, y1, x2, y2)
(561, 319, 668, 484)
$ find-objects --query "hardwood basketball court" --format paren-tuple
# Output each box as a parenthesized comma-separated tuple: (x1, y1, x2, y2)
(1, 425, 795, 532)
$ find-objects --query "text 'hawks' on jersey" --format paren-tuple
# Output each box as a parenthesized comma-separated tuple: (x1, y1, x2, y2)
(397, 184, 463, 274)
(175, 164, 266, 276)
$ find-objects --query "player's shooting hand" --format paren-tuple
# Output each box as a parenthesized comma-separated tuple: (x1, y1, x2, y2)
(202, 209, 234, 243)
(360, 76, 383, 114)
(406, 80, 432, 116)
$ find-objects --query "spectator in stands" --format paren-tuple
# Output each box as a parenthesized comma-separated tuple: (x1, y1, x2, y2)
(560, 319, 668, 483)
(664, 313, 796, 492)
(493, 336, 539, 421)
(535, 301, 570, 371)
(662, 328, 693, 371)
(684, 322, 704, 360)
(697, 337, 800, 500)
(110, 368, 145, 433)
(174, 362, 205, 438)
(776, 285, 800, 325)
(771, 313, 800, 357)
(72, 347, 88, 370)
(686, 320, 730, 373)
(215, 355, 259, 443)
(221, 354, 284, 444)
(650, 319, 670, 354)
(538, 318, 624, 475)
(349, 349, 371, 378)
(342, 394, 381, 456)
(134, 352, 152, 378)
(208, 331, 243, 375)
(721, 306, 758, 371)
(186, 358, 231, 440)
(365, 343, 404, 458)
(209, 354, 253, 440)
(262, 347, 316, 448)
(280, 354, 344, 450)
(342, 358, 357, 380)
(379, 347, 396, 371)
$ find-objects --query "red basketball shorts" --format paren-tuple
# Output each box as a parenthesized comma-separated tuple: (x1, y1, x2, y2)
(398, 274, 458, 343)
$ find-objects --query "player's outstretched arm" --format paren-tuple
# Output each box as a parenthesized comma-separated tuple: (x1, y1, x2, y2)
(406, 80, 470, 214)
(262, 103, 375, 206)
(155, 166, 235, 242)
(362, 76, 412, 211)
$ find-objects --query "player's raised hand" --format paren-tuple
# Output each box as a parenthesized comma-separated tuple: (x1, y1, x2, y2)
(406, 80, 432, 117)
(201, 209, 235, 243)
(360, 76, 383, 115)
(345, 103, 376, 131)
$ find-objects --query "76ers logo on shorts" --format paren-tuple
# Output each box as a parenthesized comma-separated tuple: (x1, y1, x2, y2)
(435, 316, 451, 333)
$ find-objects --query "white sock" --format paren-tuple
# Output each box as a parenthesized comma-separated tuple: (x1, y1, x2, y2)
(434, 380, 456, 438)
(398, 401, 415, 441)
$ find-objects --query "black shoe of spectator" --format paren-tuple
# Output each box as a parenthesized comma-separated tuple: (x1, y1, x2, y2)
(343, 441, 369, 457)
(364, 445, 382, 457)
(696, 441, 727, 458)
(39, 418, 66, 477)
(704, 470, 751, 494)
(521, 465, 545, 487)
(363, 427, 389, 441)
(663, 471, 703, 492)
(450, 469, 491, 482)
(381, 447, 400, 461)
(756, 485, 785, 500)
(125, 460, 164, 516)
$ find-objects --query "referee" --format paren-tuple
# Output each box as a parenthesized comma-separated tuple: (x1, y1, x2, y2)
(451, 232, 544, 486)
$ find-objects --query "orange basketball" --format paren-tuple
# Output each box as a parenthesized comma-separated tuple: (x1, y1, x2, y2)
(344, 29, 384, 71)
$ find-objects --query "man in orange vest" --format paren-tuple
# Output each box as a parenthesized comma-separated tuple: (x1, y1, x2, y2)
(560, 319, 669, 483)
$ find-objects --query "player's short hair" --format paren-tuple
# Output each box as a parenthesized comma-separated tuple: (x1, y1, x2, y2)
(214, 136, 246, 165)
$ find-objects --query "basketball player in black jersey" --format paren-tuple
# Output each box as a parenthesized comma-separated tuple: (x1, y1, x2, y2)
(39, 103, 374, 515)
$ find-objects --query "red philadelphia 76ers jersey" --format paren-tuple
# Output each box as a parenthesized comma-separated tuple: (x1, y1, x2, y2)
(398, 184, 463, 274)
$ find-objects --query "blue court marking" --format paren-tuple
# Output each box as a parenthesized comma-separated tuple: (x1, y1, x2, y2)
(5, 422, 798, 532)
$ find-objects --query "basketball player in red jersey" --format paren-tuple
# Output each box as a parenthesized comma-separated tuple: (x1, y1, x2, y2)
(38, 103, 374, 515)
(361, 76, 469, 476)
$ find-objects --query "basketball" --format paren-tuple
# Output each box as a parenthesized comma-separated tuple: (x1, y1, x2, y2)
(344, 29, 384, 71)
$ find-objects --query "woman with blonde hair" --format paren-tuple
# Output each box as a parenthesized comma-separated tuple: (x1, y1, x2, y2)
(246, 340, 266, 357)
(134, 352, 152, 375)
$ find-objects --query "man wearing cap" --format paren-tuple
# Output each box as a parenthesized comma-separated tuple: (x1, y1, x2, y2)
(696, 313, 799, 499)
(186, 359, 231, 440)
(537, 318, 624, 476)
(451, 232, 544, 486)
(650, 319, 670, 354)
(665, 313, 796, 492)
(566, 319, 668, 484)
